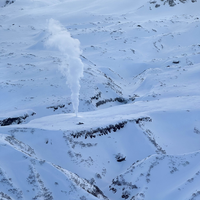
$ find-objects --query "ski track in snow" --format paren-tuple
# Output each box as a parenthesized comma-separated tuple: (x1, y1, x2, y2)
(0, 0, 200, 199)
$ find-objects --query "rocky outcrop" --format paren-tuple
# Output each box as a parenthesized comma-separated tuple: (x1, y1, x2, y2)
(2, 0, 15, 7)
(70, 117, 152, 139)
(0, 112, 36, 126)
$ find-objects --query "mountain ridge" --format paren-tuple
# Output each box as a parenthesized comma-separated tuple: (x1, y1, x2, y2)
(0, 0, 200, 199)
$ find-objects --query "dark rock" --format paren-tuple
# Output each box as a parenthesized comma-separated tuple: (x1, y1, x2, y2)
(71, 121, 128, 139)
(135, 117, 152, 124)
(0, 112, 36, 126)
(47, 104, 65, 111)
(150, 1, 157, 4)
(77, 122, 84, 125)
(173, 61, 180, 64)
(96, 97, 128, 107)
(91, 92, 101, 100)
(117, 157, 126, 162)
(168, 0, 176, 6)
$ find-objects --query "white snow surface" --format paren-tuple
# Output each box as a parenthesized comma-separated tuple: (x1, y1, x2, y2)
(0, 0, 200, 199)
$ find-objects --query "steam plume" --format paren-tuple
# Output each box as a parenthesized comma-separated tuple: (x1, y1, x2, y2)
(46, 19, 84, 117)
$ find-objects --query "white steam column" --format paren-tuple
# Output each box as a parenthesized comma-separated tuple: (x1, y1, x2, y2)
(46, 19, 84, 117)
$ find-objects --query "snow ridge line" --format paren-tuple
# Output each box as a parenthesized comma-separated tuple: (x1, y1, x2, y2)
(52, 164, 109, 200)
(1, 134, 109, 200)
(70, 117, 151, 139)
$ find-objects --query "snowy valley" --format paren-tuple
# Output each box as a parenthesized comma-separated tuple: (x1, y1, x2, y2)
(0, 0, 200, 199)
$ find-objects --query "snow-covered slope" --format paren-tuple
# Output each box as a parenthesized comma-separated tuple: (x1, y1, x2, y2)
(0, 0, 200, 199)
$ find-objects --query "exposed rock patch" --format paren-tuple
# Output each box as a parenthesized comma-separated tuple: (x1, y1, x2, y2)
(0, 112, 36, 126)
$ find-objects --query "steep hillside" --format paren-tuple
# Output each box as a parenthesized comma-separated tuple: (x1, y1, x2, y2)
(0, 0, 200, 199)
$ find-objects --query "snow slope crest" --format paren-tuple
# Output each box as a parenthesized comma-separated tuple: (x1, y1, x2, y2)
(0, 0, 200, 199)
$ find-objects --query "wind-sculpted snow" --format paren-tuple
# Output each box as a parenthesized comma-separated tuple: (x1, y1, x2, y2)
(0, 132, 108, 200)
(0, 0, 200, 199)
(0, 119, 159, 199)
(109, 152, 200, 200)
